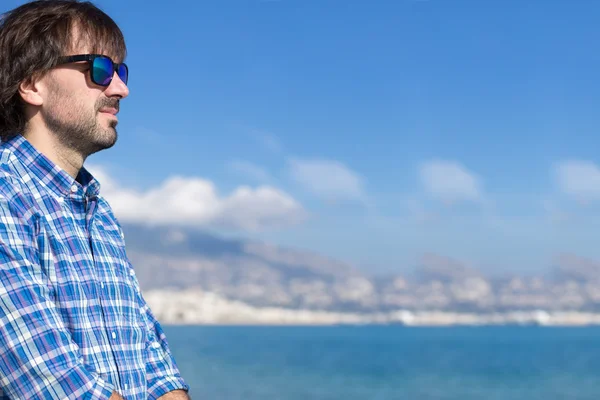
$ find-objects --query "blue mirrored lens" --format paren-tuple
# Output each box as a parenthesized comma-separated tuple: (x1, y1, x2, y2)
(92, 57, 113, 86)
(118, 64, 128, 85)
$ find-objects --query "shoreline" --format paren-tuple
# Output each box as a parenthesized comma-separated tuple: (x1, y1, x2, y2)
(162, 322, 600, 327)
(145, 289, 600, 327)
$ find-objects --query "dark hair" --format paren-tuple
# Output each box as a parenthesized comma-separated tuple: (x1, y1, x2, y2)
(0, 0, 127, 141)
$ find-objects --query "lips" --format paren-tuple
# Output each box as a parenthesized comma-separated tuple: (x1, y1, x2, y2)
(99, 108, 118, 115)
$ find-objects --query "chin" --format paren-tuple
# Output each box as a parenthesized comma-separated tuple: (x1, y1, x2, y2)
(97, 127, 118, 147)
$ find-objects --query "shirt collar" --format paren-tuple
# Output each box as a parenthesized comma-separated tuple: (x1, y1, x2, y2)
(4, 135, 101, 199)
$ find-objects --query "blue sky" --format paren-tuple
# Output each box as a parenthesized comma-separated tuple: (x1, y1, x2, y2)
(4, 0, 600, 275)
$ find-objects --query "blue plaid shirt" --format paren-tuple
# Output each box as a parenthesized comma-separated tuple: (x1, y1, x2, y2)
(0, 136, 189, 399)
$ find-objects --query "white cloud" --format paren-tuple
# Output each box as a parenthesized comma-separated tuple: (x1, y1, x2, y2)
(288, 158, 365, 202)
(228, 160, 271, 182)
(555, 160, 600, 203)
(419, 160, 482, 204)
(86, 164, 306, 232)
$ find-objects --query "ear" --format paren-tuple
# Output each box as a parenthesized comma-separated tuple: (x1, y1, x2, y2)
(18, 74, 45, 107)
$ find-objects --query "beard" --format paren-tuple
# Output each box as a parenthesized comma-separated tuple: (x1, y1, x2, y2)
(43, 89, 119, 158)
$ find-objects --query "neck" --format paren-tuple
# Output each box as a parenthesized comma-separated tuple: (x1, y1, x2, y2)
(23, 118, 84, 180)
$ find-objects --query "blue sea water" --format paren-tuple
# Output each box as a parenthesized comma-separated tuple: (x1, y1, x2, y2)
(162, 325, 600, 400)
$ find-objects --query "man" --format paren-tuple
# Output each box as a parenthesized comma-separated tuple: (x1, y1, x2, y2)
(0, 1, 190, 399)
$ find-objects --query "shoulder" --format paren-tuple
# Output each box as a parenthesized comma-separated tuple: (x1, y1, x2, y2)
(96, 195, 126, 238)
(0, 145, 39, 220)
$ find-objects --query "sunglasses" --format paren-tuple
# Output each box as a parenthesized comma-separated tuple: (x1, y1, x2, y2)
(56, 54, 128, 87)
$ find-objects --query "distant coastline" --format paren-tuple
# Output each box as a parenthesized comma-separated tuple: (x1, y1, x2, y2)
(145, 289, 600, 327)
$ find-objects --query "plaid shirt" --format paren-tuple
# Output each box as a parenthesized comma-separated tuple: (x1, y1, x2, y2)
(0, 136, 189, 399)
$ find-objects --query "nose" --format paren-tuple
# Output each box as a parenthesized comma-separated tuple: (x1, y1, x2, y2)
(104, 71, 129, 99)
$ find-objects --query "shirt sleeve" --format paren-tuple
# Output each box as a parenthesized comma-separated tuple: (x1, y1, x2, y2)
(136, 288, 190, 400)
(0, 194, 116, 400)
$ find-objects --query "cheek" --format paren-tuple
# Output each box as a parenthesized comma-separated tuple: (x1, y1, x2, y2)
(47, 91, 94, 120)
(44, 76, 98, 120)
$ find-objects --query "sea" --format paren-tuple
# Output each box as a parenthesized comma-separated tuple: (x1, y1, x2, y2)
(162, 325, 600, 400)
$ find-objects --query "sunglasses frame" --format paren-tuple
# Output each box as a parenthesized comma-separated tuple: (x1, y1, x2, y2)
(55, 54, 128, 87)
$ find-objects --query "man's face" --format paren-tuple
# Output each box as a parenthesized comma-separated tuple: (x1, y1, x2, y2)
(40, 47, 129, 157)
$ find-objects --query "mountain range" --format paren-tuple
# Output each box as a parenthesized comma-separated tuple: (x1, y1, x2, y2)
(122, 223, 600, 314)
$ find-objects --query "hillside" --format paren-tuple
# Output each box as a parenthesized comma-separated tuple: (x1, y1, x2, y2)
(122, 223, 600, 318)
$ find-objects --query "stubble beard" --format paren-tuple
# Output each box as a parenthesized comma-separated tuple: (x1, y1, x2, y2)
(43, 90, 119, 159)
